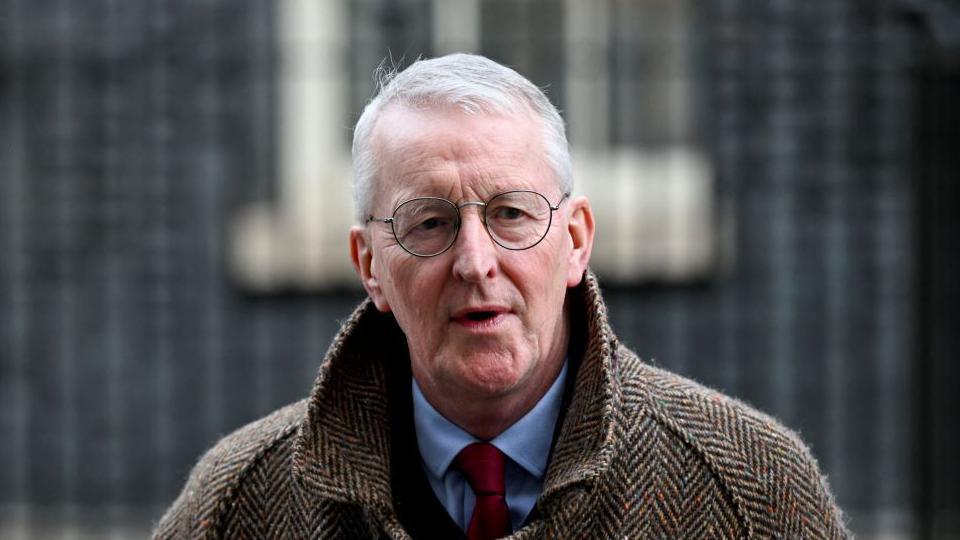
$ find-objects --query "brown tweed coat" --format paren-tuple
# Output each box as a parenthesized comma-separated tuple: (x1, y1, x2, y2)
(155, 273, 849, 539)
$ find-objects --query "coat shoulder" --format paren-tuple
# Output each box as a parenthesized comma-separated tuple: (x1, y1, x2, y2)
(153, 399, 308, 539)
(614, 347, 849, 538)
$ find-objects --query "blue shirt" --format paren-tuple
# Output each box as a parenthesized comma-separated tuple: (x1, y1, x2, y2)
(412, 361, 568, 532)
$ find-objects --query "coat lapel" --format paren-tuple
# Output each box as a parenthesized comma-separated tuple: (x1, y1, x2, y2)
(291, 300, 402, 514)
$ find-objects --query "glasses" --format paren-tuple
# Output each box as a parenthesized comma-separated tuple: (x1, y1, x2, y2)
(366, 190, 570, 257)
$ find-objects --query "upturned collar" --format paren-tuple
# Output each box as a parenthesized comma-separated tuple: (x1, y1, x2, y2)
(291, 271, 623, 520)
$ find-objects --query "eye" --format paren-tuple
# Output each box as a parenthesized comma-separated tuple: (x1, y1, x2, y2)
(402, 213, 455, 238)
(416, 216, 448, 230)
(491, 205, 526, 220)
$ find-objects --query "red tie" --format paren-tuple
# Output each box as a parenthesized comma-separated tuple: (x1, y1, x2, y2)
(454, 442, 511, 540)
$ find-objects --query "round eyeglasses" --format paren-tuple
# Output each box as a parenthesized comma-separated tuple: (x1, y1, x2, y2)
(366, 190, 570, 257)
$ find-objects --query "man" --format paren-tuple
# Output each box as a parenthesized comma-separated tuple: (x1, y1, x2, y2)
(156, 54, 848, 539)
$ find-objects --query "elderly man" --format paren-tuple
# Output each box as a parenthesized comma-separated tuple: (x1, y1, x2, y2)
(156, 54, 848, 539)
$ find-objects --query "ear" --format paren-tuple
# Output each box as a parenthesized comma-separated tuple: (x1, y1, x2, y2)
(350, 226, 391, 312)
(564, 195, 595, 287)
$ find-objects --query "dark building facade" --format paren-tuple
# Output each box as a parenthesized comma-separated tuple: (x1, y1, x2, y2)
(0, 0, 956, 537)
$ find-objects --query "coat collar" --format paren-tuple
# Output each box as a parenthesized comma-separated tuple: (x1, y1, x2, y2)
(291, 271, 622, 516)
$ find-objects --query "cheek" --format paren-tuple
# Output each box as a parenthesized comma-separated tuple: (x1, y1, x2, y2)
(532, 234, 571, 280)
(510, 250, 568, 316)
(382, 257, 445, 327)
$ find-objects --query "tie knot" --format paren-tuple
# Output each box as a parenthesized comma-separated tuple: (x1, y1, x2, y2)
(454, 442, 506, 496)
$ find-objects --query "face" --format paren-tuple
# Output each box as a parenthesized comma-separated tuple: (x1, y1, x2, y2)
(350, 104, 594, 410)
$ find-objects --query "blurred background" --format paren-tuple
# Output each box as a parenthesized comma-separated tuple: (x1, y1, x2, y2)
(1, 0, 958, 538)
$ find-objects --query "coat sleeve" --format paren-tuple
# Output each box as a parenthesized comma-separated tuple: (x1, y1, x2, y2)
(782, 432, 851, 538)
(632, 354, 851, 538)
(153, 441, 231, 540)
(701, 404, 852, 538)
(152, 401, 308, 539)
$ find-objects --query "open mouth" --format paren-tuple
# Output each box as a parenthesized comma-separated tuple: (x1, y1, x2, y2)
(452, 307, 508, 329)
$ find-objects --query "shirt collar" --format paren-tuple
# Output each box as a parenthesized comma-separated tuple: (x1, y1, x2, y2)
(412, 360, 568, 479)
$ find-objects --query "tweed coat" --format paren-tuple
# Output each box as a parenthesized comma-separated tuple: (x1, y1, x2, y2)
(155, 273, 849, 539)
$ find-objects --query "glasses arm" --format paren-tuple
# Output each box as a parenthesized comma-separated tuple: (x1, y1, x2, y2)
(365, 216, 394, 225)
(550, 192, 571, 211)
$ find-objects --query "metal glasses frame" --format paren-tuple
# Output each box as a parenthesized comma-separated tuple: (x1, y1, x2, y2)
(366, 189, 571, 257)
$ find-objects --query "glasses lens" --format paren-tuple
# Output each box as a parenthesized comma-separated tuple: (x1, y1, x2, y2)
(392, 198, 460, 256)
(485, 191, 552, 249)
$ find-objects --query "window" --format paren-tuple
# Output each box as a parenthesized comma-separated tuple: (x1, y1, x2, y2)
(230, 0, 719, 290)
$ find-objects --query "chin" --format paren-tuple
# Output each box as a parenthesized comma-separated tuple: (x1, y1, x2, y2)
(451, 350, 530, 397)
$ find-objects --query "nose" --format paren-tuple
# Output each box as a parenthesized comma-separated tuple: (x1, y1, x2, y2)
(451, 206, 497, 283)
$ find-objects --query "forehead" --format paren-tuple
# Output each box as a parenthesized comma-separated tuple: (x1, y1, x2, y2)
(370, 104, 553, 206)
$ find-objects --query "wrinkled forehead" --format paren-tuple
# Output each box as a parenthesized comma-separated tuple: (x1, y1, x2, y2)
(372, 102, 542, 159)
(369, 103, 554, 208)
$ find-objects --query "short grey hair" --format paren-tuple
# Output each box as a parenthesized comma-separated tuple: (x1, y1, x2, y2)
(351, 53, 573, 222)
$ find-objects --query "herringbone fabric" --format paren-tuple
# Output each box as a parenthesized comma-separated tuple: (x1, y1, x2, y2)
(154, 271, 850, 539)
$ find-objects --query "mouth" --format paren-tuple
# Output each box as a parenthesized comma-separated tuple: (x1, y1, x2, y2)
(451, 306, 510, 329)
